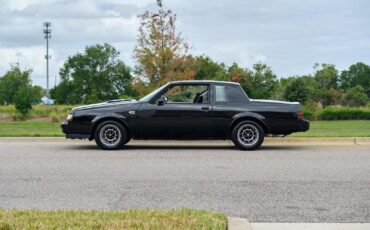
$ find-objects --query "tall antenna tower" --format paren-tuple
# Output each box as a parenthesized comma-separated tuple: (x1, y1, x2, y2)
(43, 22, 51, 99)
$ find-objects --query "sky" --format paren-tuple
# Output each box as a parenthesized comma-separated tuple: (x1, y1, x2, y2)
(0, 0, 369, 88)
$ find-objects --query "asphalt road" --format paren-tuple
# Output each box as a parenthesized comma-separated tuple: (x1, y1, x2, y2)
(0, 138, 369, 222)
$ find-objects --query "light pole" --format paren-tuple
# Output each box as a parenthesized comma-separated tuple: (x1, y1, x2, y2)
(43, 22, 51, 99)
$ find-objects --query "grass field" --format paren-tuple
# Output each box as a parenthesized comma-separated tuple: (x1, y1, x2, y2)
(0, 120, 369, 137)
(291, 120, 370, 137)
(0, 121, 62, 137)
(0, 209, 226, 230)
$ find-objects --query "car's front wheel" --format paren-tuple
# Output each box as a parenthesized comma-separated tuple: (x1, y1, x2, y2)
(231, 120, 264, 150)
(94, 121, 129, 150)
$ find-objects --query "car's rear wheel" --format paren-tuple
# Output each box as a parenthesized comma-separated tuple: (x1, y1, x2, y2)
(94, 121, 129, 150)
(231, 120, 264, 150)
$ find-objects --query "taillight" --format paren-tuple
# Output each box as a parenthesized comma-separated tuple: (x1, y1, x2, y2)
(297, 111, 303, 120)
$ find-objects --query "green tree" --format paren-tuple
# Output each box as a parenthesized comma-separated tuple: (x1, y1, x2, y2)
(247, 62, 278, 99)
(227, 63, 253, 96)
(325, 88, 342, 105)
(313, 63, 340, 106)
(276, 75, 322, 103)
(273, 76, 296, 100)
(192, 56, 228, 81)
(50, 80, 74, 104)
(279, 76, 296, 89)
(314, 63, 339, 89)
(133, 0, 194, 93)
(0, 64, 31, 105)
(340, 62, 370, 97)
(51, 43, 133, 104)
(341, 85, 368, 107)
(283, 78, 310, 103)
(300, 75, 321, 102)
(31, 85, 44, 104)
(0, 64, 42, 105)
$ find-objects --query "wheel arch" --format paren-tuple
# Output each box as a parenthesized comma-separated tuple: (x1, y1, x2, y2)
(90, 114, 131, 140)
(228, 113, 270, 137)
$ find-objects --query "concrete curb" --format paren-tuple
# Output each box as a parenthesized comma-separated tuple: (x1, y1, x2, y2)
(227, 220, 370, 230)
(264, 137, 370, 145)
(227, 217, 252, 230)
(251, 223, 370, 230)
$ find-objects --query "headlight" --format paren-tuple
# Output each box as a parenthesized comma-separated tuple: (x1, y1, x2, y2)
(66, 114, 73, 121)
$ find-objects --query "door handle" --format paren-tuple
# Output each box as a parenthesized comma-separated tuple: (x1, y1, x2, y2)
(201, 106, 210, 111)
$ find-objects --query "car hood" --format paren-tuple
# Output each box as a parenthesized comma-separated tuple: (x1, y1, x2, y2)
(72, 100, 140, 112)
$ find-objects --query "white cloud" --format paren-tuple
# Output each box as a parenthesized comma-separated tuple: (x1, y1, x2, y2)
(3, 0, 56, 11)
(0, 0, 142, 87)
(97, 0, 152, 7)
(0, 46, 59, 86)
(0, 0, 369, 88)
(254, 54, 267, 64)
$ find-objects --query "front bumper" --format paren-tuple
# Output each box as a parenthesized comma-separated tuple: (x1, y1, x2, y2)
(61, 121, 70, 134)
(61, 121, 91, 139)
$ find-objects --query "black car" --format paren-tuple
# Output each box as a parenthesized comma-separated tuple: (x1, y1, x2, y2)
(61, 80, 309, 150)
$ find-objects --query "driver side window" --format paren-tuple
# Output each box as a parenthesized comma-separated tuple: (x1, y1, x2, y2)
(163, 85, 209, 104)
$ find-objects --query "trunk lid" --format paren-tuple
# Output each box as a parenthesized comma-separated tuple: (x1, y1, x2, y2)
(250, 99, 301, 112)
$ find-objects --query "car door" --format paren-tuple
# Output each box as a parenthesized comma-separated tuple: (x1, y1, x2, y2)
(211, 84, 250, 138)
(136, 84, 214, 139)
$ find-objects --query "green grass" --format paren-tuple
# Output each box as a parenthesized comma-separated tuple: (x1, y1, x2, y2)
(0, 121, 62, 137)
(0, 209, 226, 230)
(291, 120, 370, 137)
(0, 120, 369, 137)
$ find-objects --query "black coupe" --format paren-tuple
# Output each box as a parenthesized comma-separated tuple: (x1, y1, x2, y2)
(61, 80, 309, 150)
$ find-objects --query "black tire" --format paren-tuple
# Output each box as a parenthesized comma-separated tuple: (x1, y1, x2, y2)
(94, 120, 129, 150)
(231, 120, 264, 150)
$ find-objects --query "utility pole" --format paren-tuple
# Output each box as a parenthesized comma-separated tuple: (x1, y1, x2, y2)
(43, 22, 51, 99)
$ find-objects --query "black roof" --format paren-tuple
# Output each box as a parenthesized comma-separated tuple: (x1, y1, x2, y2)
(168, 80, 240, 85)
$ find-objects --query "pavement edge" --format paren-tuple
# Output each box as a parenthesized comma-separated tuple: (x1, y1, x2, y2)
(227, 217, 252, 230)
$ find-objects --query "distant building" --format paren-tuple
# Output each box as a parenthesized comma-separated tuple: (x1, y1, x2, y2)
(41, 97, 54, 105)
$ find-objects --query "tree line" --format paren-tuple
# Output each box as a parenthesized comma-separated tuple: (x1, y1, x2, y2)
(0, 0, 369, 115)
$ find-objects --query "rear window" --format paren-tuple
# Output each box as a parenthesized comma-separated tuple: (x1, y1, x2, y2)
(215, 85, 227, 102)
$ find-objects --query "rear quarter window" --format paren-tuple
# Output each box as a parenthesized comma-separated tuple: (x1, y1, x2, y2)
(227, 85, 249, 103)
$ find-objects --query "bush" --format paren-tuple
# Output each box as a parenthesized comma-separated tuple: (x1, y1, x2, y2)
(301, 102, 322, 120)
(14, 87, 32, 116)
(302, 108, 317, 120)
(0, 105, 74, 121)
(341, 85, 368, 107)
(0, 221, 12, 230)
(30, 105, 73, 118)
(0, 105, 16, 114)
(318, 106, 370, 120)
(119, 95, 135, 100)
(12, 113, 30, 121)
(50, 113, 59, 122)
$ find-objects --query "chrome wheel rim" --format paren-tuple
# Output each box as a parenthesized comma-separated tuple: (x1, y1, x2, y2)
(237, 124, 259, 146)
(99, 124, 121, 147)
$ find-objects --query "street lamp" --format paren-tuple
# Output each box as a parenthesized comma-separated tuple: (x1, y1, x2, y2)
(43, 22, 51, 100)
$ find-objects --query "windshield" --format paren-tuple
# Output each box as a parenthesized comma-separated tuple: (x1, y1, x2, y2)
(139, 84, 168, 102)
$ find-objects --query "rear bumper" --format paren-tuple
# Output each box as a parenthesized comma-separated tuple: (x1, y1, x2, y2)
(298, 119, 310, 132)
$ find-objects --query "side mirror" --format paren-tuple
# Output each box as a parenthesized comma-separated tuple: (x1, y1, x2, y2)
(157, 96, 167, 106)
